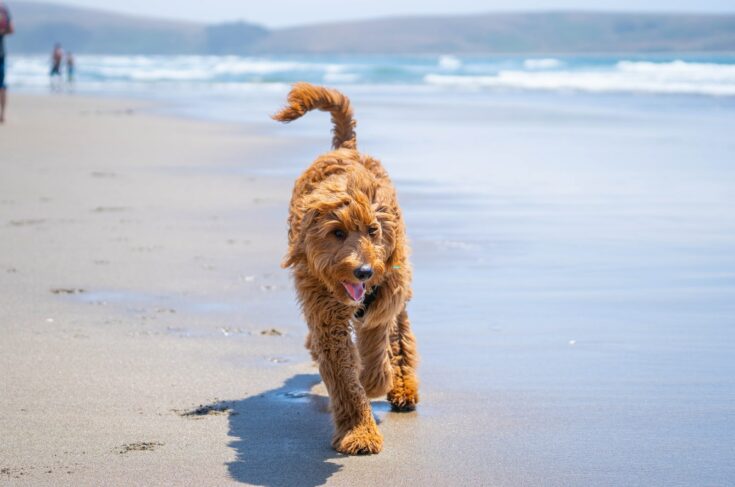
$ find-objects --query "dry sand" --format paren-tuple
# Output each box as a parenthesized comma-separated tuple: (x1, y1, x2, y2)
(0, 94, 454, 486)
(0, 94, 303, 485)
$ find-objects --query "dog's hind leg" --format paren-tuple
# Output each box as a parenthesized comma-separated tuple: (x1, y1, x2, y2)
(306, 307, 383, 454)
(387, 308, 420, 411)
(356, 322, 394, 398)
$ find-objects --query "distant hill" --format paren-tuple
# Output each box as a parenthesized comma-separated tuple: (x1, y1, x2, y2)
(5, 2, 735, 54)
(7, 1, 204, 53)
(255, 12, 735, 54)
(5, 1, 266, 54)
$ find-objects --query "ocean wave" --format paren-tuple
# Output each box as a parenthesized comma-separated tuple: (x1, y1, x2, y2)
(438, 55, 462, 71)
(7, 55, 331, 85)
(523, 58, 563, 70)
(425, 60, 735, 96)
(206, 57, 319, 75)
(616, 60, 735, 81)
(323, 72, 360, 83)
(323, 64, 360, 83)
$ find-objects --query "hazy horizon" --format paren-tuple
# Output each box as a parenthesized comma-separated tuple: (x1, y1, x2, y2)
(8, 0, 735, 27)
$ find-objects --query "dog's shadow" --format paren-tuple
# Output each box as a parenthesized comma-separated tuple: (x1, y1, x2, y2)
(223, 373, 342, 486)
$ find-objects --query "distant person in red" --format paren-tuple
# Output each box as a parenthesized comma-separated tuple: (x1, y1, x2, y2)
(50, 43, 63, 88)
(0, 0, 14, 124)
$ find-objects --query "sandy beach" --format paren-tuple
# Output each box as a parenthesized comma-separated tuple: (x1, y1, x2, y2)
(1, 94, 490, 487)
(0, 94, 322, 485)
(2, 90, 734, 486)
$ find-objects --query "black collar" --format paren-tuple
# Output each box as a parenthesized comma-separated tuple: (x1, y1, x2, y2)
(354, 285, 379, 319)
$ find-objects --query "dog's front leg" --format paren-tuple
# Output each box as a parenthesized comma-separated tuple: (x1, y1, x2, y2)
(308, 315, 383, 455)
(356, 321, 394, 398)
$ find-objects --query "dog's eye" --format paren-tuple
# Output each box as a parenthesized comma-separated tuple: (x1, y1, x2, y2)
(333, 229, 347, 240)
(367, 225, 379, 237)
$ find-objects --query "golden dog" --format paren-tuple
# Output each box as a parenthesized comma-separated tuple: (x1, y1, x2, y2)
(273, 83, 419, 454)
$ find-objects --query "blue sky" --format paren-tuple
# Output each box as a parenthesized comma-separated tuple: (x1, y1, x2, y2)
(15, 0, 735, 26)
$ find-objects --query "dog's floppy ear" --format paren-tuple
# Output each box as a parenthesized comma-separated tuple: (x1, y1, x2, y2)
(282, 207, 319, 268)
(374, 203, 400, 266)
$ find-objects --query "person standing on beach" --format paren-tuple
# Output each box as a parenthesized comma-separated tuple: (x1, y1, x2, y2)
(0, 1, 14, 124)
(50, 43, 63, 89)
(66, 51, 75, 83)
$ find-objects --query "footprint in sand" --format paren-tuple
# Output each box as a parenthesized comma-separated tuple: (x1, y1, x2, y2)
(115, 442, 164, 454)
(92, 206, 129, 213)
(90, 171, 117, 179)
(50, 288, 85, 295)
(260, 328, 283, 336)
(176, 402, 234, 418)
(8, 219, 45, 227)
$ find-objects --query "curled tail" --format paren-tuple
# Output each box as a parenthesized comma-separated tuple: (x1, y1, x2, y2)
(272, 82, 357, 150)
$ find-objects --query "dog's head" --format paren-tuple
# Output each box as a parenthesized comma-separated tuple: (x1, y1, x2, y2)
(285, 167, 400, 306)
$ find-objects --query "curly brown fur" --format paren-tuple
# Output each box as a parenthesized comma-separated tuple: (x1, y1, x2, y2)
(273, 83, 419, 455)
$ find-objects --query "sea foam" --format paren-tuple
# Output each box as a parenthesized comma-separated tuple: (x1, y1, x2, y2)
(425, 60, 735, 96)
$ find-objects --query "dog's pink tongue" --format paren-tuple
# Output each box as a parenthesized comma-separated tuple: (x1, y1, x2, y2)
(342, 282, 365, 301)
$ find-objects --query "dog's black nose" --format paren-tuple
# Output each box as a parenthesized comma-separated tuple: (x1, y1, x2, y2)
(353, 265, 373, 281)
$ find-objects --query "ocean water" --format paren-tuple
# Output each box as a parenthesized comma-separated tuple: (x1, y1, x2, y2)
(8, 53, 735, 96)
(10, 54, 735, 484)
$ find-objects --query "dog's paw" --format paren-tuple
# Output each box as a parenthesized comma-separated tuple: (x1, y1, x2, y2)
(387, 384, 419, 412)
(333, 423, 383, 455)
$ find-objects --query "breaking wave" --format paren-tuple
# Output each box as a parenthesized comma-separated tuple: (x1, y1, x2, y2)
(523, 58, 563, 70)
(425, 60, 735, 96)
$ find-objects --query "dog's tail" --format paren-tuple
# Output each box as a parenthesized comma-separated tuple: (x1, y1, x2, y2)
(272, 82, 357, 150)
